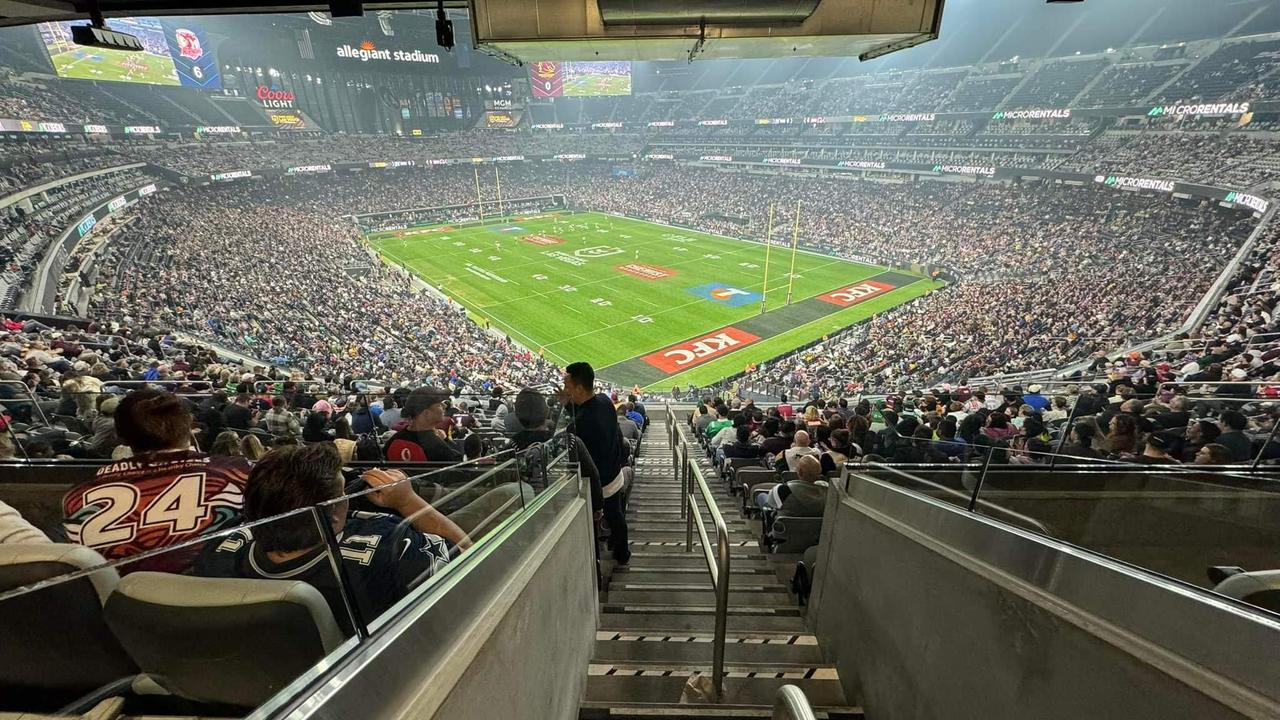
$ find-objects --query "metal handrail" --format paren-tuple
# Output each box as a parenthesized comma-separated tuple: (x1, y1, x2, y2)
(773, 685, 818, 720)
(668, 409, 731, 701)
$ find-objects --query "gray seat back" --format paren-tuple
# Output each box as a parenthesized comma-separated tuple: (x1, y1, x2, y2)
(1213, 570, 1280, 614)
(0, 544, 137, 701)
(104, 572, 346, 709)
(771, 516, 824, 554)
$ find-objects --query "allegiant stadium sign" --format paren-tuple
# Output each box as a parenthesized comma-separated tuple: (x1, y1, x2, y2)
(336, 42, 440, 64)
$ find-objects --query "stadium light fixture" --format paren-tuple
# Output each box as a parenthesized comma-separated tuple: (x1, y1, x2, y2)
(70, 0, 143, 52)
(436, 0, 455, 52)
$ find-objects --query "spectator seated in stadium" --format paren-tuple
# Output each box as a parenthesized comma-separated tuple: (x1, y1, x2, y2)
(1195, 443, 1235, 465)
(703, 404, 731, 441)
(1216, 410, 1254, 463)
(616, 402, 641, 457)
(264, 395, 301, 439)
(753, 454, 826, 517)
(384, 387, 465, 463)
(781, 429, 821, 472)
(196, 443, 464, 632)
(63, 388, 251, 573)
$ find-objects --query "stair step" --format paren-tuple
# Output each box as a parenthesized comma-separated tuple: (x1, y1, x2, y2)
(611, 579, 787, 592)
(622, 555, 773, 570)
(604, 589, 795, 607)
(582, 675, 850, 708)
(630, 531, 757, 543)
(600, 612, 808, 634)
(592, 639, 825, 667)
(580, 705, 862, 719)
(613, 566, 775, 578)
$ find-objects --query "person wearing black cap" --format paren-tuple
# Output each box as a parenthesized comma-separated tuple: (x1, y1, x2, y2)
(562, 361, 630, 564)
(384, 387, 463, 463)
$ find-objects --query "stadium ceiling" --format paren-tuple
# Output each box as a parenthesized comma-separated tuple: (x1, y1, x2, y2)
(0, 0, 945, 61)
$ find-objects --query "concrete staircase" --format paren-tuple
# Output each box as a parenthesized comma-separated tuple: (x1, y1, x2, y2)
(579, 411, 861, 719)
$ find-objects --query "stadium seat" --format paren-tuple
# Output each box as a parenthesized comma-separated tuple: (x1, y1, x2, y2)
(0, 544, 139, 711)
(768, 515, 824, 554)
(104, 572, 346, 709)
(1211, 568, 1280, 614)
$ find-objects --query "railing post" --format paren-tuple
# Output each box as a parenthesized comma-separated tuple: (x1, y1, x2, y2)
(968, 446, 994, 512)
(684, 455, 694, 551)
(1252, 418, 1279, 471)
(1048, 400, 1080, 474)
(712, 521, 730, 702)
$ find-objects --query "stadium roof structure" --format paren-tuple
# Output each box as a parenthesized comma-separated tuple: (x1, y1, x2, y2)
(0, 0, 945, 62)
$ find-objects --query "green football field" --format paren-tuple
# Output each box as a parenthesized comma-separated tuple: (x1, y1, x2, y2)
(564, 73, 631, 96)
(367, 211, 942, 390)
(50, 48, 179, 85)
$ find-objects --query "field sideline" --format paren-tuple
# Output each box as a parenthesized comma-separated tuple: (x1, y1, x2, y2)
(367, 211, 942, 390)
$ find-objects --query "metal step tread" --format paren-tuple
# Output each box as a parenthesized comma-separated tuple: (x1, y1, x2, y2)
(599, 613, 808, 634)
(592, 639, 825, 667)
(605, 589, 795, 606)
(583, 675, 850, 708)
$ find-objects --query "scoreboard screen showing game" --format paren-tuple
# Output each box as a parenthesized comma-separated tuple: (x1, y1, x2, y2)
(530, 61, 632, 97)
(38, 17, 221, 89)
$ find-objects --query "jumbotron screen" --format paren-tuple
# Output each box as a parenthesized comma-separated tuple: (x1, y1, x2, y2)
(530, 61, 632, 97)
(37, 17, 221, 89)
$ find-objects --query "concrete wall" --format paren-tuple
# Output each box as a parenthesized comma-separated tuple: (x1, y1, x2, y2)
(808, 476, 1280, 720)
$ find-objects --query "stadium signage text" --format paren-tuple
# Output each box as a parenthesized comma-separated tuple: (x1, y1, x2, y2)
(77, 215, 97, 235)
(762, 157, 801, 165)
(543, 250, 586, 266)
(1095, 175, 1175, 192)
(644, 154, 675, 160)
(879, 113, 936, 122)
(616, 263, 675, 281)
(256, 86, 296, 108)
(553, 154, 586, 160)
(287, 164, 332, 174)
(1225, 191, 1270, 214)
(648, 121, 676, 127)
(699, 155, 733, 162)
(107, 197, 127, 212)
(641, 327, 761, 373)
(933, 164, 996, 177)
(210, 170, 252, 181)
(592, 122, 623, 129)
(699, 119, 728, 126)
(803, 116, 836, 124)
(817, 280, 896, 307)
(124, 125, 162, 134)
(991, 108, 1071, 120)
(1148, 102, 1249, 117)
(531, 123, 564, 129)
(754, 118, 793, 125)
(138, 184, 157, 196)
(82, 124, 109, 134)
(837, 160, 888, 170)
(196, 126, 241, 134)
(521, 234, 564, 246)
(336, 43, 441, 64)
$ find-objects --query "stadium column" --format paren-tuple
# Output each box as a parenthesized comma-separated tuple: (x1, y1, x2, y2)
(760, 202, 774, 315)
(786, 200, 801, 306)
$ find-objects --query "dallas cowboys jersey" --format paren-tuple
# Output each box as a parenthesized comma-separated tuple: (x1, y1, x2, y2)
(194, 510, 452, 633)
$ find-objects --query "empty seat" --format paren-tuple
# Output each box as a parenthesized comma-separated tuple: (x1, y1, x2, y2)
(769, 515, 824, 554)
(104, 572, 346, 709)
(1212, 569, 1280, 614)
(0, 544, 138, 711)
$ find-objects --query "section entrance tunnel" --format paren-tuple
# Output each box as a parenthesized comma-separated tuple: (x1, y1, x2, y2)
(2, 403, 1279, 719)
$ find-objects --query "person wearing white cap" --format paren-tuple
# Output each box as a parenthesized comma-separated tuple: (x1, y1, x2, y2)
(1022, 384, 1050, 412)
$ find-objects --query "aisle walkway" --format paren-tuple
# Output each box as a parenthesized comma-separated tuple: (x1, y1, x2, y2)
(579, 410, 861, 719)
